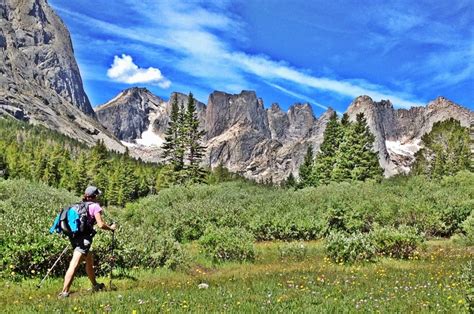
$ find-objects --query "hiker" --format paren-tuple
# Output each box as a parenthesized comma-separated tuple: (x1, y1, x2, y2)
(58, 186, 116, 298)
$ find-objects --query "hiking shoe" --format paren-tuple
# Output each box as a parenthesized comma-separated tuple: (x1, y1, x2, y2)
(92, 282, 105, 292)
(57, 291, 70, 299)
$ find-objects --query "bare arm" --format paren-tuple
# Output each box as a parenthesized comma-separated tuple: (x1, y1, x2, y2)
(94, 212, 116, 231)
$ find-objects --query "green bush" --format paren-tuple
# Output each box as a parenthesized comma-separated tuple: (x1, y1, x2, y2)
(460, 261, 474, 311)
(278, 241, 308, 261)
(0, 179, 78, 278)
(371, 226, 424, 259)
(325, 231, 376, 264)
(458, 212, 474, 246)
(0, 179, 188, 278)
(199, 226, 255, 262)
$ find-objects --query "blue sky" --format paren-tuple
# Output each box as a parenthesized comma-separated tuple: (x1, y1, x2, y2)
(49, 0, 473, 116)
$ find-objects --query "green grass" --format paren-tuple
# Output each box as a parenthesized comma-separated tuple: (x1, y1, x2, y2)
(1, 240, 472, 313)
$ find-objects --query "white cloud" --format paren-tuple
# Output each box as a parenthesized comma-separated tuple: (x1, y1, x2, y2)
(57, 3, 424, 108)
(107, 54, 171, 88)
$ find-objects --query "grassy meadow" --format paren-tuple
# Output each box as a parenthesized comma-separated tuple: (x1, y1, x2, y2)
(1, 173, 473, 313)
(1, 240, 472, 313)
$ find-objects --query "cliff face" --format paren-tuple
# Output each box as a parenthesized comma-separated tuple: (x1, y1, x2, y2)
(0, 0, 93, 114)
(4, 1, 471, 182)
(95, 88, 164, 142)
(98, 88, 336, 182)
(97, 87, 472, 183)
(0, 0, 123, 151)
(346, 96, 472, 175)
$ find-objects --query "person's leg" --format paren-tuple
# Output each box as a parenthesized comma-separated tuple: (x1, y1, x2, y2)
(61, 250, 84, 293)
(85, 252, 98, 286)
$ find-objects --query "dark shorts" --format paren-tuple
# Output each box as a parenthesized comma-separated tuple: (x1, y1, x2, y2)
(69, 233, 94, 255)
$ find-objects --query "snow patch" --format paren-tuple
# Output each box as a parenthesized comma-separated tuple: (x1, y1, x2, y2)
(135, 111, 164, 147)
(385, 139, 421, 157)
(121, 140, 136, 147)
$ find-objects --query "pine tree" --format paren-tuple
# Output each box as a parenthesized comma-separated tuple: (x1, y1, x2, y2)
(71, 151, 90, 196)
(331, 113, 383, 182)
(298, 145, 314, 188)
(183, 92, 207, 183)
(42, 145, 62, 187)
(88, 140, 109, 194)
(412, 118, 471, 178)
(283, 172, 297, 188)
(162, 93, 184, 172)
(312, 112, 344, 185)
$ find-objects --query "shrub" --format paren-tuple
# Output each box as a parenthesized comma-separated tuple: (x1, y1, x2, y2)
(371, 226, 424, 259)
(278, 241, 308, 261)
(457, 212, 474, 246)
(325, 231, 376, 264)
(0, 179, 189, 278)
(460, 261, 474, 312)
(0, 179, 78, 278)
(199, 226, 255, 262)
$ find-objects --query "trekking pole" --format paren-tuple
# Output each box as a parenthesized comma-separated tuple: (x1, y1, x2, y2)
(37, 244, 69, 289)
(109, 224, 116, 290)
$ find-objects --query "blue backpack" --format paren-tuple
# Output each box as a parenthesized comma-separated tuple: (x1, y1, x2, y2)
(50, 202, 93, 236)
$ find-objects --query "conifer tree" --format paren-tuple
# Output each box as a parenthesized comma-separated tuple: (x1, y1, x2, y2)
(71, 151, 90, 196)
(162, 93, 184, 172)
(412, 118, 471, 178)
(88, 140, 109, 193)
(283, 172, 297, 188)
(0, 142, 7, 178)
(42, 145, 62, 187)
(312, 112, 344, 185)
(183, 92, 207, 183)
(298, 145, 314, 188)
(331, 113, 382, 182)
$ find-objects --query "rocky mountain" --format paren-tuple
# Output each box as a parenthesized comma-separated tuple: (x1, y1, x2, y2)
(96, 87, 472, 183)
(0, 0, 123, 151)
(1, 0, 471, 183)
(346, 96, 472, 175)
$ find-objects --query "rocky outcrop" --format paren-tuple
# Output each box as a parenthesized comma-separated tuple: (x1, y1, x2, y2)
(95, 88, 164, 141)
(100, 89, 335, 182)
(94, 87, 473, 182)
(95, 89, 206, 148)
(0, 0, 123, 151)
(0, 0, 93, 114)
(346, 96, 472, 175)
(205, 91, 270, 139)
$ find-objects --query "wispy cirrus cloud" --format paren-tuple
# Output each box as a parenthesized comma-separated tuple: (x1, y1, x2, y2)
(54, 1, 426, 108)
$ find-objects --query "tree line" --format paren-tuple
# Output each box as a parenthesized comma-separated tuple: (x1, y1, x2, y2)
(0, 118, 159, 206)
(0, 93, 210, 206)
(289, 113, 472, 188)
(289, 112, 383, 188)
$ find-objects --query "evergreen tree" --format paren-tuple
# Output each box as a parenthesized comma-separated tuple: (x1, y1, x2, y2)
(155, 165, 175, 191)
(42, 145, 62, 187)
(88, 140, 109, 194)
(331, 113, 383, 182)
(183, 92, 207, 183)
(162, 94, 184, 172)
(0, 142, 7, 178)
(71, 151, 90, 196)
(312, 112, 344, 185)
(412, 118, 471, 178)
(298, 145, 314, 188)
(283, 172, 297, 189)
(340, 113, 350, 126)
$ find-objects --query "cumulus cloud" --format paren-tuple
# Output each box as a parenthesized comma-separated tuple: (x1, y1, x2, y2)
(107, 54, 171, 88)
